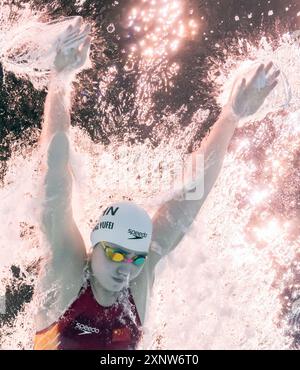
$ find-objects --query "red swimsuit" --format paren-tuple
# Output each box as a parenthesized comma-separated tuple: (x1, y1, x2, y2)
(34, 280, 143, 350)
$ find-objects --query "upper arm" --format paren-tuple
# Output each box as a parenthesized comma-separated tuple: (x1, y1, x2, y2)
(42, 131, 72, 217)
(148, 197, 204, 270)
(42, 131, 77, 236)
(37, 132, 87, 329)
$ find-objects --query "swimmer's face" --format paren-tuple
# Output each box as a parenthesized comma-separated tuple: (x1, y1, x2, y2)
(90, 242, 147, 292)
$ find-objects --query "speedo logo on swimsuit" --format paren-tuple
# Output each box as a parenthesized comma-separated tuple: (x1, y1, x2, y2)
(128, 229, 147, 240)
(74, 321, 100, 336)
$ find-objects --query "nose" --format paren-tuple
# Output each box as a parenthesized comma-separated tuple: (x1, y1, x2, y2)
(117, 264, 131, 279)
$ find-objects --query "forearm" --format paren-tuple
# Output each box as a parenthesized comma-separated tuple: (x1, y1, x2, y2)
(189, 105, 238, 200)
(40, 73, 72, 147)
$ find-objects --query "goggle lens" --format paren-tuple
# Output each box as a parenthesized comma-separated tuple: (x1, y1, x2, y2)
(102, 242, 146, 266)
(111, 252, 125, 262)
(133, 256, 146, 266)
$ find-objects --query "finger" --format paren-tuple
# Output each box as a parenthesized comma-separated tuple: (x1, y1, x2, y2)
(83, 24, 91, 33)
(67, 16, 83, 37)
(240, 77, 246, 90)
(63, 26, 91, 45)
(255, 63, 265, 76)
(267, 69, 280, 82)
(65, 24, 73, 34)
(63, 38, 88, 53)
(61, 24, 78, 42)
(75, 37, 91, 67)
(63, 33, 89, 48)
(74, 16, 83, 29)
(236, 78, 246, 96)
(66, 17, 82, 37)
(264, 61, 273, 75)
(68, 23, 91, 40)
(80, 36, 91, 61)
(250, 63, 264, 82)
(262, 80, 278, 96)
(56, 36, 64, 51)
(68, 28, 80, 38)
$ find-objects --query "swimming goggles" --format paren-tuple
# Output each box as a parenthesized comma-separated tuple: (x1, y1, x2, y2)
(100, 241, 147, 266)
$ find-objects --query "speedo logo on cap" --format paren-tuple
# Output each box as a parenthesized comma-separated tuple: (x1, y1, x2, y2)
(128, 229, 148, 240)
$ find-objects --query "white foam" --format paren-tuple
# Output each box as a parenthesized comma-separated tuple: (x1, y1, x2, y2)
(1, 6, 300, 350)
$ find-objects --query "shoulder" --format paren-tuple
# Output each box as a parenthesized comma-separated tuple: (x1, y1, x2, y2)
(35, 267, 87, 333)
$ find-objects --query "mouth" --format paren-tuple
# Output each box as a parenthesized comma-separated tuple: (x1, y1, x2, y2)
(112, 276, 125, 283)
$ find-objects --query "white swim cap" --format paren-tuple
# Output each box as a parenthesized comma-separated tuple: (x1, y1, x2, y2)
(90, 201, 152, 253)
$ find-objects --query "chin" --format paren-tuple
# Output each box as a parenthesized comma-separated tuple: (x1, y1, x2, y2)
(110, 285, 124, 292)
(99, 278, 125, 292)
(111, 278, 131, 292)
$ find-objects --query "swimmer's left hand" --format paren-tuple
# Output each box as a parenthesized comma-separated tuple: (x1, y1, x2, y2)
(54, 17, 91, 74)
(229, 62, 280, 119)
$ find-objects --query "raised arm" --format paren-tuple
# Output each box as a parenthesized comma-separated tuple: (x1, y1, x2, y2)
(36, 18, 91, 330)
(150, 62, 280, 263)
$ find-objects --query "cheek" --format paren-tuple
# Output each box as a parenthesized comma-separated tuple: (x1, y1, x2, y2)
(91, 248, 116, 280)
(130, 264, 145, 280)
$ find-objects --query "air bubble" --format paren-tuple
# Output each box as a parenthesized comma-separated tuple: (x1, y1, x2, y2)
(107, 23, 115, 33)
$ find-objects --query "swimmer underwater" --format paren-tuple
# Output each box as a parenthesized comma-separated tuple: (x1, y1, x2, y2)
(33, 17, 280, 350)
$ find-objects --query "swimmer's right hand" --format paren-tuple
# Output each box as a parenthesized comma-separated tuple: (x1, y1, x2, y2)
(54, 17, 91, 74)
